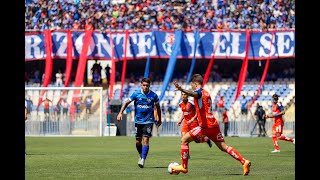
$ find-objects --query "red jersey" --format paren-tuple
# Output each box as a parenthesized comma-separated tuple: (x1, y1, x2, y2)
(217, 99, 224, 108)
(193, 88, 219, 128)
(179, 101, 198, 127)
(272, 102, 284, 124)
(43, 99, 50, 109)
(222, 111, 228, 123)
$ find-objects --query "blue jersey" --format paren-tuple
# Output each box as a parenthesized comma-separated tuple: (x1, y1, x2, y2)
(241, 98, 247, 110)
(129, 89, 160, 124)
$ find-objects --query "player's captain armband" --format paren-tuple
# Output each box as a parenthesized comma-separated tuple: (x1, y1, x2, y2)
(274, 113, 280, 117)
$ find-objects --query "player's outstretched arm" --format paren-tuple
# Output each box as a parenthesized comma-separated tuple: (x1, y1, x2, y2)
(173, 81, 199, 98)
(117, 99, 132, 121)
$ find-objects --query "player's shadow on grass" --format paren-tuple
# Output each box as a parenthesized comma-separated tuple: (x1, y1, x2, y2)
(224, 173, 242, 176)
(145, 166, 167, 169)
(25, 153, 46, 156)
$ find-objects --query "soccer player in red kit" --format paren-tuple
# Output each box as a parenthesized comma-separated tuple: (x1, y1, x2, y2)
(172, 74, 251, 176)
(266, 94, 295, 153)
(178, 92, 212, 148)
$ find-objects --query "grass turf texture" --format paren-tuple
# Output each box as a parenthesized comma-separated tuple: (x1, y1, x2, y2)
(25, 136, 295, 179)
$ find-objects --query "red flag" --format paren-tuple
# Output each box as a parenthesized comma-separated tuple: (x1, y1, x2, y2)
(120, 30, 129, 100)
(234, 30, 251, 103)
(58, 30, 74, 103)
(250, 31, 275, 107)
(37, 30, 53, 110)
(70, 29, 93, 116)
(108, 30, 116, 100)
(203, 31, 222, 87)
(64, 30, 73, 87)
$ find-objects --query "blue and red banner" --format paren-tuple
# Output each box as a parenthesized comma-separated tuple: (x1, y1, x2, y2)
(25, 30, 295, 61)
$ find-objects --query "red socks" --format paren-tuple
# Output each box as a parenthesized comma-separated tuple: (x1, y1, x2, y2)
(279, 135, 294, 142)
(181, 144, 189, 169)
(226, 146, 245, 165)
(272, 135, 280, 150)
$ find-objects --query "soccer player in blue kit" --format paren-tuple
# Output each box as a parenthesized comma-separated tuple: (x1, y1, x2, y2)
(117, 78, 162, 168)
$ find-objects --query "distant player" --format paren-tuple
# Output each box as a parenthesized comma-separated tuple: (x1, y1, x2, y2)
(172, 74, 251, 176)
(117, 78, 162, 168)
(178, 92, 212, 148)
(42, 97, 52, 121)
(85, 96, 93, 114)
(222, 108, 229, 137)
(266, 94, 295, 153)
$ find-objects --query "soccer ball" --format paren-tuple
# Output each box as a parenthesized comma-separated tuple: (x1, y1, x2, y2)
(168, 162, 180, 175)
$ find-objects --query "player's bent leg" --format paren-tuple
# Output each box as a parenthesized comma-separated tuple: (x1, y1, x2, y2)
(215, 142, 251, 176)
(278, 135, 294, 143)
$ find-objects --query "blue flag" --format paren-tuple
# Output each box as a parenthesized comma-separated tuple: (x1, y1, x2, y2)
(159, 30, 183, 101)
(185, 29, 200, 87)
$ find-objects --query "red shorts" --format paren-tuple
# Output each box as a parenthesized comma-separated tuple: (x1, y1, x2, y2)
(189, 126, 224, 142)
(181, 124, 197, 133)
(272, 123, 284, 136)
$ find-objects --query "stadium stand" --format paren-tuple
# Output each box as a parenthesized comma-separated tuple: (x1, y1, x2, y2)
(25, 0, 295, 31)
(25, 0, 295, 137)
(112, 77, 295, 123)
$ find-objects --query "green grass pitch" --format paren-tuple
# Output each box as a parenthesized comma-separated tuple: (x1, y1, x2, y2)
(25, 136, 295, 179)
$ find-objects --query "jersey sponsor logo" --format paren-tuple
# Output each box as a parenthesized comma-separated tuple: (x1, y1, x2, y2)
(137, 105, 152, 109)
(184, 112, 191, 115)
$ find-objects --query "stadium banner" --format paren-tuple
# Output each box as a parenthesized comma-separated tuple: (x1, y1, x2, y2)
(25, 30, 295, 61)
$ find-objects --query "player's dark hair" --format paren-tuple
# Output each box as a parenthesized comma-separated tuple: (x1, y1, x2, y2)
(141, 78, 151, 84)
(191, 74, 203, 85)
(272, 94, 279, 101)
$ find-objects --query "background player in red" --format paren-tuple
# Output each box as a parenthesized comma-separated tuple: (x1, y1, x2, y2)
(216, 95, 225, 120)
(266, 94, 295, 153)
(42, 97, 52, 121)
(177, 92, 212, 148)
(172, 74, 251, 176)
(222, 108, 229, 137)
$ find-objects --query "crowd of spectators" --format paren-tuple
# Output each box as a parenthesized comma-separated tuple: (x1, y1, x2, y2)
(25, 0, 295, 31)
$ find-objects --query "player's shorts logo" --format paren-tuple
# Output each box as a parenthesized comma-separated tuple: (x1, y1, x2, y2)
(217, 132, 224, 141)
(162, 33, 175, 55)
(147, 127, 151, 134)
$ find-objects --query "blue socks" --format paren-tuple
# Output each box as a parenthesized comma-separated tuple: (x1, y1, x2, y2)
(142, 145, 149, 160)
